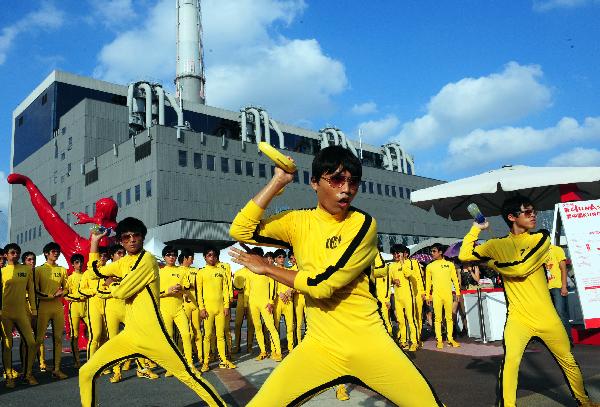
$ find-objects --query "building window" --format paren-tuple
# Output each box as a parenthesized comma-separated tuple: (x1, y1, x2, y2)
(146, 180, 152, 197)
(61, 127, 66, 135)
(126, 188, 131, 205)
(60, 152, 65, 160)
(361, 181, 366, 193)
(293, 171, 299, 183)
(221, 157, 229, 173)
(135, 140, 151, 161)
(41, 93, 48, 105)
(178, 150, 187, 167)
(246, 161, 254, 177)
(207, 155, 215, 171)
(377, 183, 382, 195)
(193, 153, 202, 169)
(66, 213, 71, 225)
(368, 182, 374, 194)
(33, 228, 36, 239)
(117, 192, 122, 207)
(39, 225, 42, 237)
(399, 187, 404, 199)
(135, 185, 141, 201)
(67, 186, 71, 200)
(67, 137, 72, 150)
(303, 171, 310, 185)
(50, 194, 57, 206)
(271, 166, 275, 176)
(259, 163, 266, 178)
(60, 202, 64, 210)
(384, 185, 389, 196)
(67, 163, 72, 174)
(85, 205, 89, 215)
(85, 168, 98, 186)
(406, 189, 411, 199)
(391, 186, 396, 197)
(234, 159, 242, 175)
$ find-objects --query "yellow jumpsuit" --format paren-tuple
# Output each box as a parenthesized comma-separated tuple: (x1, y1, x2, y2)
(247, 271, 282, 356)
(390, 260, 419, 345)
(79, 269, 107, 359)
(78, 251, 224, 407)
(411, 260, 426, 341)
(233, 267, 255, 352)
(198, 264, 230, 365)
(65, 271, 87, 366)
(1, 264, 37, 377)
(218, 262, 234, 356)
(373, 254, 392, 335)
(290, 264, 306, 345)
(459, 226, 590, 407)
(34, 263, 68, 372)
(425, 259, 460, 343)
(159, 265, 195, 367)
(182, 266, 202, 361)
(273, 268, 295, 352)
(231, 201, 442, 406)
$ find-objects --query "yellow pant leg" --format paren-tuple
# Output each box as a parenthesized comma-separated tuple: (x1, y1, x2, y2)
(68, 302, 87, 366)
(190, 308, 203, 360)
(433, 293, 453, 342)
(224, 312, 232, 356)
(377, 297, 392, 335)
(500, 317, 534, 407)
(203, 308, 227, 363)
(394, 297, 408, 344)
(249, 302, 267, 353)
(415, 295, 424, 342)
(37, 300, 64, 371)
(173, 309, 194, 366)
(105, 301, 126, 372)
(234, 296, 246, 350)
(86, 300, 106, 359)
(274, 300, 295, 351)
(442, 295, 454, 341)
(3, 315, 37, 377)
(294, 293, 305, 345)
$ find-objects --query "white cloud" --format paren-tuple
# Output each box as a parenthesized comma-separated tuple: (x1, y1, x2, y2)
(351, 101, 378, 115)
(446, 116, 600, 168)
(94, 0, 346, 122)
(547, 147, 600, 166)
(87, 0, 136, 29)
(0, 2, 64, 65)
(356, 114, 400, 144)
(392, 62, 552, 151)
(533, 0, 599, 12)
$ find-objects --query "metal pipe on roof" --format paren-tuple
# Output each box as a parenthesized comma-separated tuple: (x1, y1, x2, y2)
(246, 107, 262, 148)
(154, 85, 165, 125)
(260, 110, 271, 146)
(138, 82, 153, 129)
(127, 83, 134, 125)
(269, 118, 285, 149)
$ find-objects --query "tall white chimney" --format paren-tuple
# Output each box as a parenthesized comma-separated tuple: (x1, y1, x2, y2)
(175, 0, 206, 104)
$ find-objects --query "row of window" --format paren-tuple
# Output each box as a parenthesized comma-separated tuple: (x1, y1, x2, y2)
(360, 181, 413, 199)
(16, 225, 43, 245)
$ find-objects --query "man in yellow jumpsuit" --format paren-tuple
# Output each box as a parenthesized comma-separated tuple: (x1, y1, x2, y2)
(1, 243, 38, 387)
(273, 248, 295, 352)
(426, 243, 461, 349)
(232, 265, 254, 354)
(198, 247, 236, 372)
(159, 246, 197, 377)
(78, 217, 225, 407)
(230, 145, 443, 406)
(65, 253, 87, 369)
(21, 251, 47, 373)
(34, 242, 69, 380)
(459, 195, 598, 407)
(546, 244, 573, 344)
(179, 248, 203, 362)
(247, 249, 282, 361)
(217, 257, 234, 359)
(390, 245, 420, 350)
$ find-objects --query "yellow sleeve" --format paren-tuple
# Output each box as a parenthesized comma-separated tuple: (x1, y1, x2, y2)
(87, 253, 125, 280)
(269, 277, 277, 305)
(458, 226, 495, 263)
(222, 272, 229, 308)
(27, 270, 37, 314)
(555, 246, 567, 262)
(425, 264, 432, 300)
(110, 253, 156, 300)
(197, 271, 205, 309)
(415, 262, 425, 294)
(293, 216, 378, 299)
(230, 200, 294, 249)
(78, 272, 96, 297)
(372, 252, 389, 278)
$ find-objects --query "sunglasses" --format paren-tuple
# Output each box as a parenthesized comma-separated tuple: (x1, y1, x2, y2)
(164, 253, 177, 258)
(120, 232, 142, 241)
(516, 209, 537, 218)
(320, 174, 361, 189)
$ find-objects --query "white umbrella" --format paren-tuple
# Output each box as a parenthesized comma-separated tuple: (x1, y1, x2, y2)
(411, 165, 600, 220)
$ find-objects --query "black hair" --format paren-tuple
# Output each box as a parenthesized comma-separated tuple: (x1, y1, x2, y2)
(21, 251, 35, 263)
(4, 243, 21, 255)
(430, 243, 445, 253)
(264, 251, 274, 259)
(115, 217, 147, 239)
(273, 248, 287, 258)
(251, 247, 264, 256)
(70, 253, 84, 264)
(501, 194, 534, 228)
(391, 244, 409, 255)
(43, 242, 61, 255)
(109, 244, 125, 257)
(288, 249, 294, 257)
(178, 248, 194, 264)
(162, 245, 178, 257)
(311, 145, 362, 182)
(98, 246, 109, 256)
(203, 245, 218, 258)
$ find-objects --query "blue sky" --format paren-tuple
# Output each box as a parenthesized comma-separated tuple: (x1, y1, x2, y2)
(1, 0, 600, 211)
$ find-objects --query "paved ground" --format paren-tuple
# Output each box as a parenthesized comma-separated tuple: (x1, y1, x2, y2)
(1, 330, 599, 406)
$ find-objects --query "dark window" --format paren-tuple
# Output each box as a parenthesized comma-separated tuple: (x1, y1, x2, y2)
(234, 159, 242, 175)
(60, 152, 65, 160)
(368, 182, 374, 194)
(38, 225, 42, 237)
(207, 155, 215, 171)
(377, 183, 382, 195)
(84, 205, 89, 215)
(221, 157, 229, 173)
(50, 194, 57, 206)
(66, 214, 70, 225)
(293, 171, 299, 183)
(303, 171, 310, 185)
(54, 146, 58, 159)
(146, 180, 152, 197)
(399, 187, 404, 199)
(361, 181, 366, 193)
(384, 185, 389, 196)
(85, 168, 98, 186)
(271, 166, 275, 176)
(246, 161, 254, 176)
(126, 189, 131, 205)
(135, 185, 141, 201)
(67, 163, 71, 173)
(259, 163, 266, 178)
(117, 192, 122, 207)
(406, 189, 411, 199)
(60, 202, 64, 210)
(391, 186, 396, 197)
(18, 116, 23, 126)
(193, 153, 202, 169)
(67, 137, 72, 150)
(178, 150, 187, 167)
(135, 141, 151, 161)
(41, 93, 48, 105)
(67, 186, 71, 200)
(61, 127, 66, 135)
